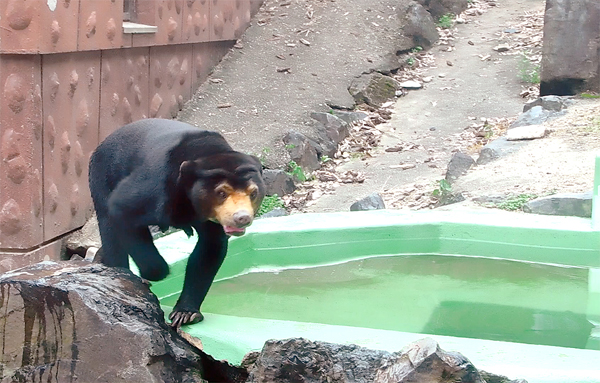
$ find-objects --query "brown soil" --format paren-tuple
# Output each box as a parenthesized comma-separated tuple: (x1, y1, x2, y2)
(179, 0, 600, 214)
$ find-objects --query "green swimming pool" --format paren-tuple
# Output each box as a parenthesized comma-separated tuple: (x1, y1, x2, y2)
(149, 158, 600, 383)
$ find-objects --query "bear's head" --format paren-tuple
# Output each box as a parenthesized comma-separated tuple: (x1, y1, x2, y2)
(178, 152, 265, 236)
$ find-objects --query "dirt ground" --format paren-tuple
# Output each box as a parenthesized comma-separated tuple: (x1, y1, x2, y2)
(179, 0, 600, 214)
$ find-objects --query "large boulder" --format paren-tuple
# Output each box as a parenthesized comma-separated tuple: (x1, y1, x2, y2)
(0, 261, 247, 383)
(417, 0, 469, 19)
(445, 152, 475, 184)
(310, 112, 350, 158)
(350, 193, 386, 211)
(397, 2, 440, 51)
(282, 131, 321, 172)
(243, 337, 515, 383)
(540, 0, 600, 95)
(523, 191, 593, 218)
(262, 169, 296, 197)
(348, 73, 399, 108)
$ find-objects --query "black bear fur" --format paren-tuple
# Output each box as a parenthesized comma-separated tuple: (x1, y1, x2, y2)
(89, 119, 265, 327)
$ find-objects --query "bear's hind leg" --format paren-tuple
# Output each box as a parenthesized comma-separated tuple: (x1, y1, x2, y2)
(96, 215, 130, 269)
(123, 227, 170, 282)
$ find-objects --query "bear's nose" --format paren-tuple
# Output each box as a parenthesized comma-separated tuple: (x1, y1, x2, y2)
(233, 210, 252, 228)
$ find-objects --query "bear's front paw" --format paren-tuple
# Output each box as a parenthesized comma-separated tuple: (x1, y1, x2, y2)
(169, 310, 204, 328)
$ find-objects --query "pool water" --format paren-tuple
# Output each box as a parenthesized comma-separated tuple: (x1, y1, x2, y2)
(162, 255, 592, 350)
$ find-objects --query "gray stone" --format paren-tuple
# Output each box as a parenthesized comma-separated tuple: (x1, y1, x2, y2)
(375, 338, 485, 383)
(283, 131, 321, 172)
(493, 44, 511, 52)
(477, 138, 526, 165)
(348, 73, 399, 108)
(445, 152, 475, 184)
(540, 0, 600, 95)
(331, 110, 369, 125)
(472, 195, 510, 205)
(350, 193, 386, 211)
(506, 124, 547, 141)
(480, 371, 530, 383)
(310, 112, 350, 158)
(400, 2, 440, 50)
(510, 106, 553, 128)
(523, 191, 593, 218)
(244, 338, 389, 383)
(258, 208, 288, 219)
(416, 0, 469, 19)
(244, 337, 492, 383)
(0, 262, 247, 383)
(437, 191, 466, 207)
(399, 80, 423, 89)
(523, 95, 574, 113)
(262, 169, 296, 197)
(65, 213, 101, 257)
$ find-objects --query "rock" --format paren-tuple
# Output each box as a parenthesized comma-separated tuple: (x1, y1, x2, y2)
(310, 112, 350, 158)
(472, 195, 511, 205)
(505, 124, 547, 141)
(540, 0, 600, 95)
(400, 2, 440, 50)
(445, 152, 475, 184)
(244, 338, 389, 383)
(399, 80, 423, 89)
(480, 371, 529, 383)
(510, 106, 553, 128)
(348, 73, 399, 108)
(262, 169, 296, 197)
(376, 52, 406, 75)
(493, 44, 511, 52)
(244, 337, 493, 383)
(350, 193, 386, 211)
(283, 131, 321, 172)
(258, 207, 288, 219)
(0, 261, 247, 383)
(416, 0, 469, 19)
(375, 338, 484, 383)
(331, 110, 369, 125)
(437, 191, 466, 207)
(523, 191, 593, 218)
(523, 95, 574, 113)
(65, 213, 101, 259)
(476, 138, 526, 165)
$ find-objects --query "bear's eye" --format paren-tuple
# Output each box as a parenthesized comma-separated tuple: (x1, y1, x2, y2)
(250, 190, 258, 200)
(217, 190, 228, 200)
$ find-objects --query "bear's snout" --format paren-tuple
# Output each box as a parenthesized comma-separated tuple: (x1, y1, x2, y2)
(233, 210, 253, 228)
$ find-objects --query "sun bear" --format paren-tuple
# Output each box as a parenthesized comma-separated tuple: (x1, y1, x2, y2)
(89, 119, 265, 327)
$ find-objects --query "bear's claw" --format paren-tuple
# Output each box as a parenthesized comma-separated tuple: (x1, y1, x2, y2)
(169, 310, 204, 328)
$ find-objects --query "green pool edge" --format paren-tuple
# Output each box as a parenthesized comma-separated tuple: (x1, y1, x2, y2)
(151, 208, 600, 383)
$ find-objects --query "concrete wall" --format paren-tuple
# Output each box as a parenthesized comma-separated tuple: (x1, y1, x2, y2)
(0, 0, 263, 272)
(540, 0, 600, 95)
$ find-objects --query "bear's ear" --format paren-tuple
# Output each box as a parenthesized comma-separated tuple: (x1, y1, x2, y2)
(178, 160, 229, 185)
(249, 155, 263, 174)
(177, 160, 201, 185)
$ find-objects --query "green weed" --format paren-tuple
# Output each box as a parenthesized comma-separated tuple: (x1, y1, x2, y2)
(432, 179, 452, 198)
(406, 57, 416, 66)
(517, 54, 540, 84)
(257, 195, 285, 216)
(581, 92, 600, 99)
(437, 14, 454, 29)
(496, 194, 538, 211)
(287, 160, 306, 183)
